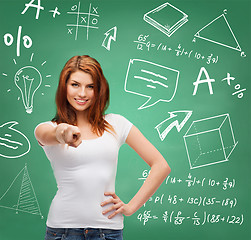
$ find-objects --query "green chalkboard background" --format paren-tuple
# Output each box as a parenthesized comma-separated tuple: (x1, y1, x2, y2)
(0, 0, 250, 239)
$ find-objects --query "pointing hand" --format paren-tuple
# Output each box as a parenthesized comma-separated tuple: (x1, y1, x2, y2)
(55, 123, 82, 148)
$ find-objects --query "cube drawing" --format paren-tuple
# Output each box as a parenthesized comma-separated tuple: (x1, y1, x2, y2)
(183, 114, 238, 169)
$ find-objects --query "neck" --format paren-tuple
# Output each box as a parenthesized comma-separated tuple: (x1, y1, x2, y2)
(75, 110, 90, 126)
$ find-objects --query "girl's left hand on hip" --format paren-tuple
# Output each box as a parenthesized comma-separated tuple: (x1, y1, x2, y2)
(101, 192, 132, 219)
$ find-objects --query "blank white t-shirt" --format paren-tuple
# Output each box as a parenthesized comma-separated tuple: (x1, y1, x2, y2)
(36, 114, 133, 229)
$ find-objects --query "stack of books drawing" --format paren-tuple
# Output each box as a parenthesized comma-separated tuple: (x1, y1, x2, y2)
(144, 2, 188, 37)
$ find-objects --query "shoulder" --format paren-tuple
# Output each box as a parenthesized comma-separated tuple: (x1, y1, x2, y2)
(105, 113, 133, 145)
(105, 113, 133, 132)
(105, 113, 131, 125)
(105, 113, 124, 121)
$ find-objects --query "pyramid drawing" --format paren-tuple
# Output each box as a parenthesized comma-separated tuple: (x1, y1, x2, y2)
(0, 164, 43, 218)
(194, 13, 242, 52)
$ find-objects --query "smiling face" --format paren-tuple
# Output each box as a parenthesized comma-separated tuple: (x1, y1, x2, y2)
(66, 70, 95, 114)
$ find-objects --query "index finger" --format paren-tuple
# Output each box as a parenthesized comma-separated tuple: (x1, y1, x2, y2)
(104, 192, 118, 198)
(72, 126, 81, 136)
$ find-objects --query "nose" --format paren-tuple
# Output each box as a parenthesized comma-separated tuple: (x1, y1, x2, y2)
(78, 87, 87, 97)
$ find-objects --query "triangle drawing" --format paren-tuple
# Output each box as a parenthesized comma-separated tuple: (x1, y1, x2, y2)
(194, 13, 241, 52)
(0, 164, 43, 218)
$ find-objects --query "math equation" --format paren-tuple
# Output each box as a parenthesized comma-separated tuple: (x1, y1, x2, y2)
(137, 210, 244, 226)
(136, 170, 244, 227)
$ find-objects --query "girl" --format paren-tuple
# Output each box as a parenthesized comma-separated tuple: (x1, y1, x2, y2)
(35, 55, 171, 240)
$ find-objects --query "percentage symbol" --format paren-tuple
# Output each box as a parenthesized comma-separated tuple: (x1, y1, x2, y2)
(3, 26, 32, 57)
(232, 84, 246, 99)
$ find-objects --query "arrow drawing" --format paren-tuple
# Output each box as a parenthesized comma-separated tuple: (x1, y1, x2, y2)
(102, 26, 117, 51)
(155, 110, 192, 141)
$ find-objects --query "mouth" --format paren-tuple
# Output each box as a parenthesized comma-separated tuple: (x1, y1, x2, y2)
(74, 98, 88, 105)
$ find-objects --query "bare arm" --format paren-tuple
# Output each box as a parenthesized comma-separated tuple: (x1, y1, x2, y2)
(101, 125, 171, 218)
(35, 122, 82, 147)
(125, 125, 171, 214)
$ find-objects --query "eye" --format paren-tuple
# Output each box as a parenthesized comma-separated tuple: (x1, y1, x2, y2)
(87, 85, 94, 89)
(71, 83, 79, 87)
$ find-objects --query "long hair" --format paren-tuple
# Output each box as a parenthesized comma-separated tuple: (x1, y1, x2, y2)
(52, 55, 114, 136)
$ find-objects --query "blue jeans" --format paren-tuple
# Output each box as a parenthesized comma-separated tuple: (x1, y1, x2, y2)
(45, 226, 123, 240)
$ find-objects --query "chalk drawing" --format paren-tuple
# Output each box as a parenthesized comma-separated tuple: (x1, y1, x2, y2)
(102, 26, 117, 51)
(221, 73, 235, 86)
(194, 11, 246, 56)
(232, 84, 246, 99)
(21, 0, 44, 19)
(49, 7, 61, 18)
(183, 113, 238, 169)
(14, 66, 42, 114)
(193, 67, 215, 95)
(0, 121, 30, 159)
(144, 2, 188, 37)
(124, 59, 179, 109)
(67, 2, 99, 40)
(3, 26, 32, 57)
(3, 53, 51, 108)
(221, 73, 247, 99)
(155, 111, 192, 141)
(0, 164, 43, 218)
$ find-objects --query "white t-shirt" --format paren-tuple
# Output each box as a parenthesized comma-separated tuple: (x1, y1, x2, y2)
(36, 114, 133, 229)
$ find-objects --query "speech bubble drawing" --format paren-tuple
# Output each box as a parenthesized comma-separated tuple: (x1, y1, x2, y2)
(0, 121, 30, 159)
(124, 59, 179, 109)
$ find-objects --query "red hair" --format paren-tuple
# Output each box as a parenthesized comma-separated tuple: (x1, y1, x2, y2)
(52, 55, 114, 136)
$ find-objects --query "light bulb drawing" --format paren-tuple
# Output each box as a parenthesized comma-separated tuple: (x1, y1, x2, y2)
(2, 53, 51, 111)
(14, 66, 42, 114)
